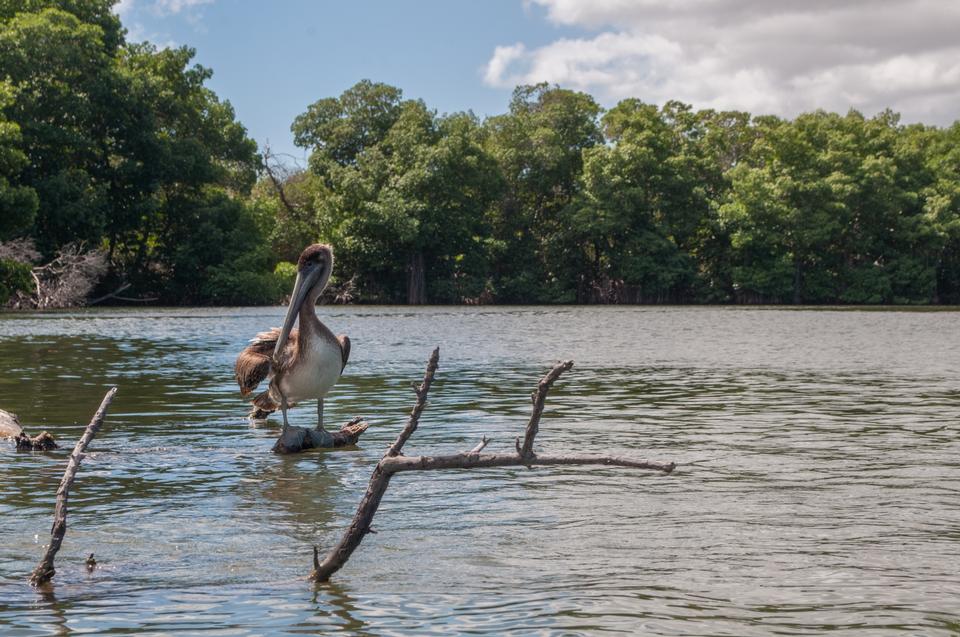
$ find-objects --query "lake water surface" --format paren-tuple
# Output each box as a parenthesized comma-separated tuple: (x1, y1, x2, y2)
(1, 306, 959, 635)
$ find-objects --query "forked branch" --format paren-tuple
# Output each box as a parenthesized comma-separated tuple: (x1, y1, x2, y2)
(310, 352, 675, 583)
(29, 388, 118, 586)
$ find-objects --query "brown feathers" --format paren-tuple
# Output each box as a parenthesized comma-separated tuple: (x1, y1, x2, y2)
(234, 326, 308, 397)
(234, 328, 281, 395)
(297, 243, 333, 270)
(337, 334, 350, 372)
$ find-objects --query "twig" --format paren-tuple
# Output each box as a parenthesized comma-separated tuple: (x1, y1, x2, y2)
(386, 347, 440, 457)
(29, 388, 118, 586)
(87, 282, 132, 305)
(309, 352, 674, 583)
(469, 436, 490, 454)
(520, 360, 573, 458)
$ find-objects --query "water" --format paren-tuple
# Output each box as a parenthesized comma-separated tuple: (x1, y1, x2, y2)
(1, 306, 959, 636)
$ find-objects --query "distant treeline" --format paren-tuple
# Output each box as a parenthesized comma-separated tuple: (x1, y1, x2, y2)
(2, 1, 959, 307)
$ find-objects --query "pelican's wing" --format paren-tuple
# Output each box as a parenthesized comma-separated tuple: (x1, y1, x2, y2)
(235, 327, 297, 395)
(337, 334, 351, 372)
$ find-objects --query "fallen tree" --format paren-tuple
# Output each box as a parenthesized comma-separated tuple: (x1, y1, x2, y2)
(310, 348, 676, 582)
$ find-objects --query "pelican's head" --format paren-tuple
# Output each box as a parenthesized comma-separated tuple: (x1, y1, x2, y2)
(273, 244, 334, 363)
(296, 243, 334, 284)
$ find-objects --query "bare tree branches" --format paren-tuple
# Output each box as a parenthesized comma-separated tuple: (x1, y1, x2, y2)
(309, 351, 675, 583)
(520, 359, 573, 458)
(262, 144, 309, 222)
(386, 347, 440, 457)
(2, 240, 108, 310)
(29, 244, 108, 309)
(29, 388, 118, 587)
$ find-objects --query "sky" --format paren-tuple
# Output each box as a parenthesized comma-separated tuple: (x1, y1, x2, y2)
(116, 0, 960, 163)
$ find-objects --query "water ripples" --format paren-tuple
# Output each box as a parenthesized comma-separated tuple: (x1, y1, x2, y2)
(1, 306, 959, 635)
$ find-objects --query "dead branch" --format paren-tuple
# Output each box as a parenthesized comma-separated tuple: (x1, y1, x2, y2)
(309, 352, 675, 583)
(520, 359, 573, 458)
(263, 144, 308, 221)
(327, 275, 358, 305)
(87, 282, 132, 305)
(10, 243, 108, 309)
(29, 388, 118, 586)
(386, 347, 440, 457)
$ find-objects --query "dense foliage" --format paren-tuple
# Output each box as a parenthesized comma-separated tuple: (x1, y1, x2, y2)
(2, 2, 959, 305)
(0, 0, 270, 305)
(280, 84, 960, 304)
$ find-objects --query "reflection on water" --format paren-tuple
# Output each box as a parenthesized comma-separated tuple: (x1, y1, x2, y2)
(1, 306, 959, 635)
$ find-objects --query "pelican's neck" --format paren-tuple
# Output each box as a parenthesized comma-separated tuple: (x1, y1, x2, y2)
(297, 278, 335, 346)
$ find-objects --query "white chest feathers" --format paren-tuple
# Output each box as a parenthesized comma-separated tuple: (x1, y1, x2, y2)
(277, 336, 343, 404)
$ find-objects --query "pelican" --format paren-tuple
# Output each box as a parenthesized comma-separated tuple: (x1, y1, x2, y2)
(234, 244, 350, 443)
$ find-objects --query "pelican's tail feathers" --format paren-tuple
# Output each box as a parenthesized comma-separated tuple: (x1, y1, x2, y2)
(249, 391, 277, 420)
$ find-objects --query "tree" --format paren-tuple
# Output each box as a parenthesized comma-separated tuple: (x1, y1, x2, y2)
(722, 112, 857, 303)
(483, 84, 602, 302)
(921, 122, 960, 303)
(106, 42, 260, 301)
(0, 4, 118, 253)
(0, 81, 37, 241)
(1, 1, 266, 304)
(295, 82, 502, 303)
(560, 100, 744, 303)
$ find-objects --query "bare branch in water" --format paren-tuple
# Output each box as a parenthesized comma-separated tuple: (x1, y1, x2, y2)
(29, 388, 118, 586)
(309, 352, 675, 583)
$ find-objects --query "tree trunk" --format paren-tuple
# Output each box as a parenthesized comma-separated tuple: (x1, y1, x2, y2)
(407, 251, 426, 305)
(793, 256, 803, 304)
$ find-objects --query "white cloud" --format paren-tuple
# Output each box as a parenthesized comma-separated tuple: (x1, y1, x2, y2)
(114, 0, 136, 18)
(488, 0, 960, 124)
(153, 0, 215, 15)
(484, 44, 528, 86)
(115, 0, 214, 44)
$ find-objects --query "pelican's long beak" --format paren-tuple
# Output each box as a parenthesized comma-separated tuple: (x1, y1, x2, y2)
(273, 268, 320, 363)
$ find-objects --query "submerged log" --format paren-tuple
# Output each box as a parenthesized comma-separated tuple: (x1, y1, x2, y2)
(1, 408, 58, 451)
(29, 388, 117, 587)
(272, 417, 369, 454)
(309, 348, 676, 583)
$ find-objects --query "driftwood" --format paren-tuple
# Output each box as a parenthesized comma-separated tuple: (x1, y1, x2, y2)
(29, 388, 118, 586)
(272, 417, 370, 454)
(1, 409, 58, 451)
(309, 348, 676, 582)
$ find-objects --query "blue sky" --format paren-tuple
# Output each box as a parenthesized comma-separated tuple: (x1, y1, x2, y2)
(118, 1, 588, 163)
(118, 0, 960, 163)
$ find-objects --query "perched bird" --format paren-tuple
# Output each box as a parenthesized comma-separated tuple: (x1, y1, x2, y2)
(234, 244, 350, 440)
